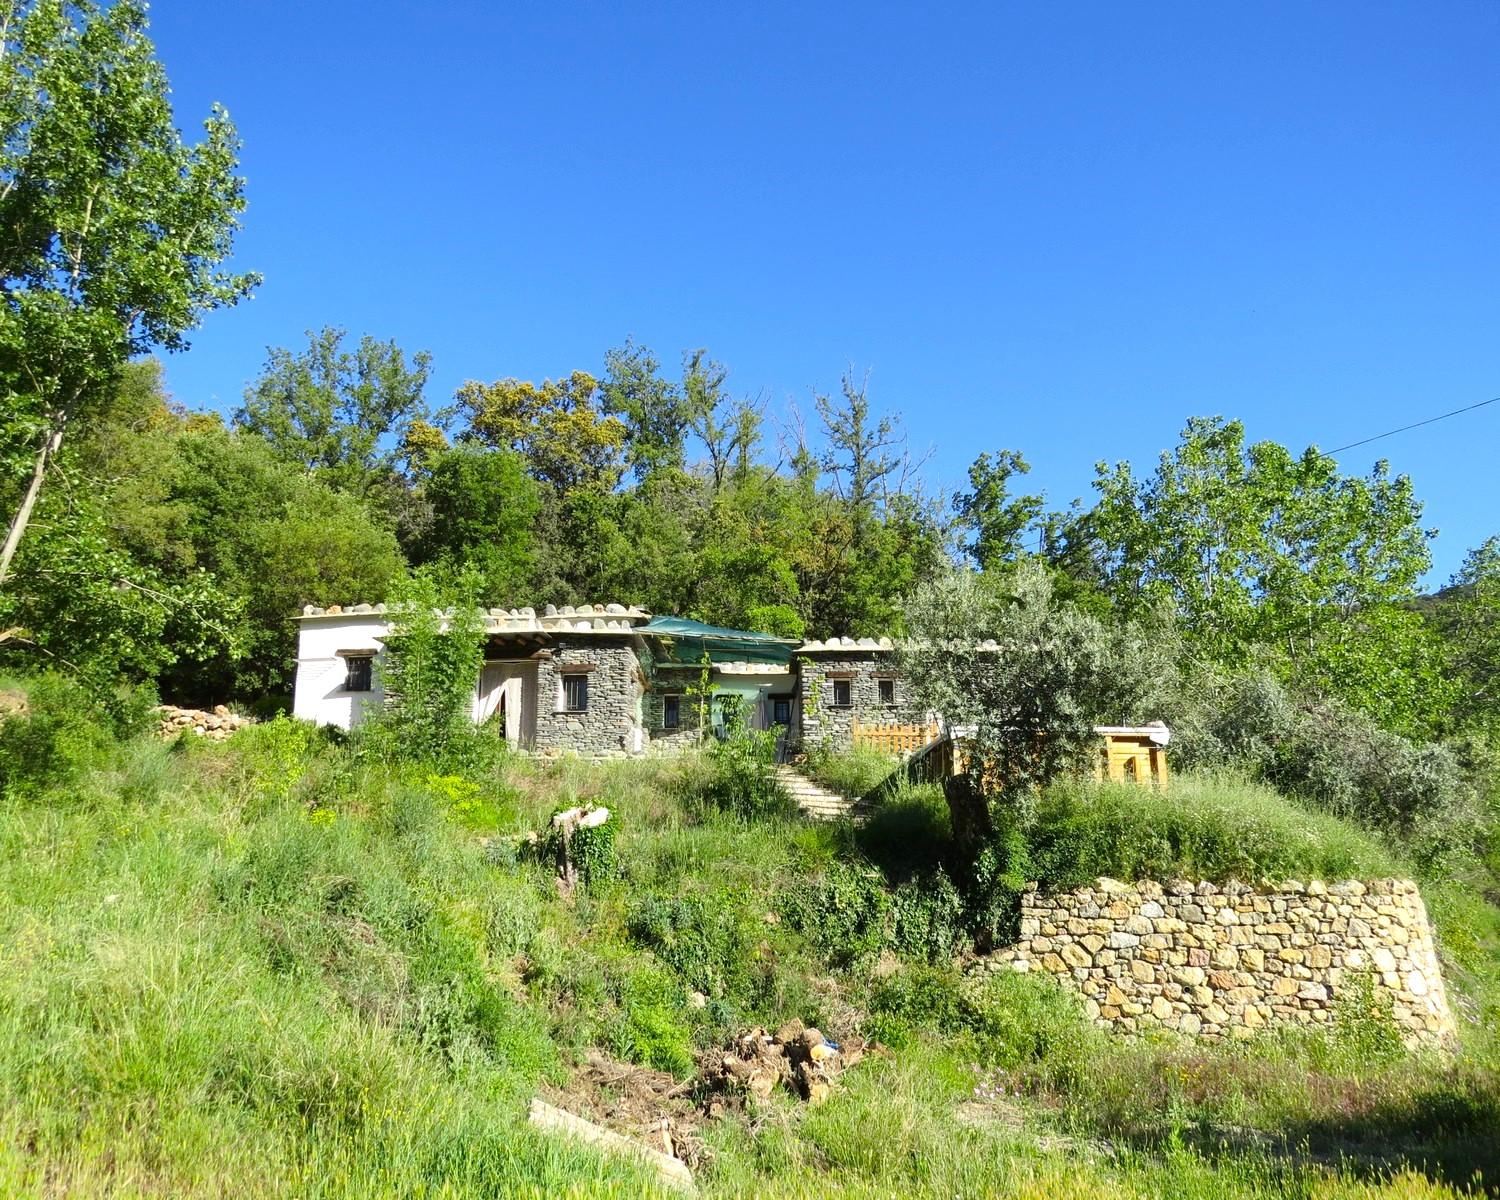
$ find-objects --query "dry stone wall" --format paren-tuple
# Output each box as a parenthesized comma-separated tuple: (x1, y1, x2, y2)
(533, 637, 644, 758)
(981, 878, 1453, 1045)
(155, 704, 253, 741)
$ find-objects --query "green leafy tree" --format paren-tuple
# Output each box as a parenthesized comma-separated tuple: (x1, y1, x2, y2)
(0, 0, 256, 585)
(235, 327, 434, 501)
(1086, 417, 1435, 718)
(1432, 536, 1500, 734)
(455, 370, 627, 493)
(683, 349, 759, 492)
(0, 490, 237, 690)
(600, 339, 690, 482)
(409, 445, 538, 603)
(364, 568, 485, 766)
(954, 449, 1044, 570)
(898, 562, 1168, 858)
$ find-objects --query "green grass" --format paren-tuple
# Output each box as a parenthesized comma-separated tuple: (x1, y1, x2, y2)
(802, 743, 901, 799)
(1025, 772, 1405, 888)
(0, 691, 1496, 1198)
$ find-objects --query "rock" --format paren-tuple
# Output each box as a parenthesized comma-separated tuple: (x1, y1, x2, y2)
(1061, 942, 1092, 969)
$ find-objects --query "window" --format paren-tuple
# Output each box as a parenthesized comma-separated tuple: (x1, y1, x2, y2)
(772, 697, 792, 725)
(343, 655, 373, 693)
(831, 678, 852, 707)
(562, 673, 589, 712)
(878, 678, 895, 705)
(663, 694, 681, 729)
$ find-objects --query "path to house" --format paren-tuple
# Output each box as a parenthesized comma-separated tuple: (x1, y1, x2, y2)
(774, 765, 864, 821)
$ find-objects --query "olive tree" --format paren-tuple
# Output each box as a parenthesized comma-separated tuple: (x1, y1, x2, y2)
(0, 0, 256, 586)
(899, 561, 1168, 860)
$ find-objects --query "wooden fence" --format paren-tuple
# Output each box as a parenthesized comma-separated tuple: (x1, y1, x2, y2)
(850, 720, 942, 757)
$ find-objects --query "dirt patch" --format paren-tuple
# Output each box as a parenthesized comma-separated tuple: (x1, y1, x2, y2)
(542, 1050, 709, 1169)
(0, 689, 27, 720)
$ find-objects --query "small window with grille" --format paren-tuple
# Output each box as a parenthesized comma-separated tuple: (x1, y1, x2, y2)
(831, 678, 852, 707)
(878, 678, 895, 705)
(343, 655, 373, 693)
(663, 694, 681, 728)
(562, 673, 589, 712)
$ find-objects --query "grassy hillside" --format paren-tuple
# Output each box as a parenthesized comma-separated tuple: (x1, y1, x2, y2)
(0, 700, 1497, 1197)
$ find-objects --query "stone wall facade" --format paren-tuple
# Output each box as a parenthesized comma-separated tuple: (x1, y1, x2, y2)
(533, 637, 644, 757)
(797, 650, 916, 748)
(981, 878, 1453, 1045)
(644, 682, 706, 754)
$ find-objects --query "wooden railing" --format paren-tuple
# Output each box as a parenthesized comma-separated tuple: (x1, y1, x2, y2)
(851, 719, 942, 758)
(902, 726, 1170, 790)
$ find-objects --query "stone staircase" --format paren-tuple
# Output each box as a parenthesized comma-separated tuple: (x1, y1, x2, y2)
(774, 765, 863, 822)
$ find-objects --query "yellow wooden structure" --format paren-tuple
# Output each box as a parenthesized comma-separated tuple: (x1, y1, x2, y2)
(851, 719, 942, 757)
(906, 722, 1171, 790)
(1093, 724, 1171, 787)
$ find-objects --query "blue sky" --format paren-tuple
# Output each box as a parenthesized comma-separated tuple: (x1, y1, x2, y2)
(147, 1, 1498, 584)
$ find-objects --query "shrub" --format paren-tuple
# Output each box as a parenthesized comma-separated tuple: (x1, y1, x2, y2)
(1172, 667, 1483, 873)
(612, 966, 695, 1075)
(868, 965, 1092, 1078)
(701, 700, 793, 819)
(0, 673, 116, 796)
(359, 568, 487, 770)
(889, 869, 966, 963)
(626, 888, 758, 1000)
(780, 861, 890, 967)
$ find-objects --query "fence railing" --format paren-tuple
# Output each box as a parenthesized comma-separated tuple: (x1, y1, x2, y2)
(850, 720, 942, 758)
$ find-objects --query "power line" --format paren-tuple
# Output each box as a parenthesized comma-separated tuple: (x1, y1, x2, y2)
(1323, 395, 1500, 457)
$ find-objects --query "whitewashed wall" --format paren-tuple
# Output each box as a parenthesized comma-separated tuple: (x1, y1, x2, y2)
(291, 615, 390, 730)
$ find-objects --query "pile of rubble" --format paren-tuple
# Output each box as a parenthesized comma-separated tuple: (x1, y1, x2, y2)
(703, 1020, 864, 1106)
(154, 704, 254, 741)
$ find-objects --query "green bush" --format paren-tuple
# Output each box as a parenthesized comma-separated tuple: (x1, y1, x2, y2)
(612, 966, 695, 1075)
(868, 965, 1092, 1078)
(0, 673, 117, 796)
(1173, 667, 1483, 873)
(626, 887, 759, 1000)
(701, 702, 794, 819)
(780, 861, 890, 967)
(889, 869, 965, 963)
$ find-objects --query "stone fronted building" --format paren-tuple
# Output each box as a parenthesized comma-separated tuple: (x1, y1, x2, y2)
(796, 638, 917, 747)
(291, 602, 925, 758)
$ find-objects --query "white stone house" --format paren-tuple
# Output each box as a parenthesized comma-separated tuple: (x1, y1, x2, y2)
(291, 601, 921, 758)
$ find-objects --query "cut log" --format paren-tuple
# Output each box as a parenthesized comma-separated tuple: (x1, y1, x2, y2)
(527, 1097, 695, 1194)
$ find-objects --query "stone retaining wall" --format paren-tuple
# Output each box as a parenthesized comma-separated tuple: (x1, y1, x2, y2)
(981, 878, 1453, 1045)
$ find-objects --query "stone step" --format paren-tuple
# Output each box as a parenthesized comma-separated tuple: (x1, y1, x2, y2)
(772, 766, 866, 822)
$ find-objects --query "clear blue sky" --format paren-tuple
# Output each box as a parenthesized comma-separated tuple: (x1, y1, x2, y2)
(147, 1, 1499, 585)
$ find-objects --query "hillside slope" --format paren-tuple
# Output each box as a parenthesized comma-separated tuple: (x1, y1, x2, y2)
(0, 712, 1496, 1198)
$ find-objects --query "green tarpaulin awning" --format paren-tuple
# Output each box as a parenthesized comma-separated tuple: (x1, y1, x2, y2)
(641, 616, 797, 667)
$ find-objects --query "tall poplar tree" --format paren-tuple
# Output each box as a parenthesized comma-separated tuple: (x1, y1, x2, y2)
(0, 0, 256, 586)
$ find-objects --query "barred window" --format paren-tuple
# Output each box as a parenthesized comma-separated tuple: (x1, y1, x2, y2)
(343, 655, 373, 693)
(663, 694, 681, 728)
(831, 679, 852, 707)
(562, 674, 589, 712)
